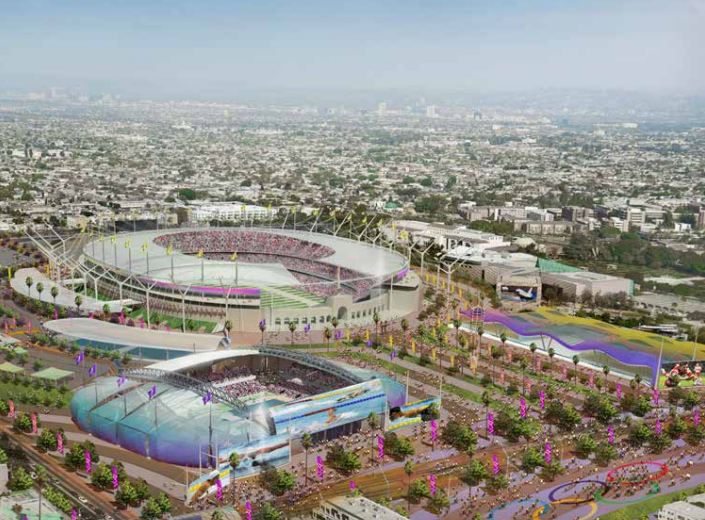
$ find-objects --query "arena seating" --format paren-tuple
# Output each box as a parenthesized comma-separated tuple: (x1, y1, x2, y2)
(154, 231, 377, 301)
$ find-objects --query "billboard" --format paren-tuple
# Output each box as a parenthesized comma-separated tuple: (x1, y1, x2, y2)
(187, 433, 290, 503)
(660, 360, 704, 388)
(269, 379, 387, 436)
(387, 397, 441, 431)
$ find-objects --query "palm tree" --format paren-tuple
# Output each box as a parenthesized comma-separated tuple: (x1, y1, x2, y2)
(301, 432, 313, 485)
(323, 327, 332, 352)
(448, 319, 457, 344)
(25, 276, 33, 297)
(490, 345, 503, 385)
(36, 282, 44, 302)
(50, 285, 59, 305)
(102, 303, 110, 317)
(602, 365, 610, 391)
(633, 373, 642, 397)
(481, 390, 491, 436)
(373, 311, 380, 347)
(35, 465, 47, 520)
(499, 332, 507, 355)
(476, 325, 484, 356)
(529, 342, 538, 369)
(547, 347, 555, 372)
(259, 319, 267, 345)
(288, 322, 297, 347)
(74, 295, 83, 316)
(572, 355, 580, 386)
(367, 412, 380, 464)
(400, 318, 409, 350)
(519, 358, 528, 395)
(404, 460, 415, 511)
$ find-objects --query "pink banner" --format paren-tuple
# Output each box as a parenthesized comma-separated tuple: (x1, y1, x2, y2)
(520, 397, 527, 419)
(57, 431, 64, 454)
(31, 413, 38, 434)
(492, 454, 500, 475)
(84, 450, 92, 474)
(616, 383, 622, 400)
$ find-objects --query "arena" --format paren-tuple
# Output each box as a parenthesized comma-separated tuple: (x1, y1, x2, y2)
(70, 347, 408, 498)
(75, 227, 421, 332)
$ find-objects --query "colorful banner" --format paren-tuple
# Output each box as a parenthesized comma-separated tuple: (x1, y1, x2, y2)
(387, 397, 440, 431)
(269, 380, 387, 436)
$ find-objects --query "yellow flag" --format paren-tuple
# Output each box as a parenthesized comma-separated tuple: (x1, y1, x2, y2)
(364, 329, 370, 341)
(345, 329, 351, 341)
(124, 240, 131, 249)
(230, 252, 238, 261)
(450, 354, 455, 367)
(110, 235, 117, 244)
(141, 242, 148, 252)
(312, 209, 319, 216)
(166, 245, 173, 255)
(410, 339, 416, 354)
(98, 234, 104, 242)
(362, 216, 367, 225)
(197, 249, 204, 258)
(432, 348, 437, 360)
(388, 335, 394, 348)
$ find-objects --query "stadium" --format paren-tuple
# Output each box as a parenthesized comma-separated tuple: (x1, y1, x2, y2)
(70, 347, 414, 500)
(76, 227, 421, 332)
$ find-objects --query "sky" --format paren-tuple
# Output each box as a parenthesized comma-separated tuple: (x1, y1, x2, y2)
(1, 0, 703, 99)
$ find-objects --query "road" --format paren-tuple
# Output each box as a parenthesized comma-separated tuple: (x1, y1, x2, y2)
(1, 422, 136, 520)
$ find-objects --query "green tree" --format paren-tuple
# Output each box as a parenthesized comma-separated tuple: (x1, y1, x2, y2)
(25, 276, 33, 297)
(50, 285, 59, 304)
(288, 321, 297, 346)
(441, 420, 478, 454)
(407, 478, 431, 503)
(574, 434, 598, 458)
(301, 432, 313, 484)
(254, 503, 283, 520)
(115, 482, 140, 508)
(460, 459, 488, 486)
(8, 466, 33, 491)
(521, 446, 545, 472)
(572, 355, 580, 386)
(594, 442, 618, 466)
(140, 497, 163, 520)
(404, 460, 415, 510)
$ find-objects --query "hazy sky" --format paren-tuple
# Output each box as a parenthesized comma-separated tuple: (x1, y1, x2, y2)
(1, 0, 703, 97)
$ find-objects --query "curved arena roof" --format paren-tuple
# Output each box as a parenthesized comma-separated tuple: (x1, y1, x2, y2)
(82, 227, 407, 289)
(70, 347, 406, 466)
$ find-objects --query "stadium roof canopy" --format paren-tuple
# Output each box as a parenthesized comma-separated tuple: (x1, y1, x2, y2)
(82, 227, 407, 287)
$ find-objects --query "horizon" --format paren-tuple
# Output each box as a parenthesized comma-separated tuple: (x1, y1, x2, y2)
(1, 0, 704, 100)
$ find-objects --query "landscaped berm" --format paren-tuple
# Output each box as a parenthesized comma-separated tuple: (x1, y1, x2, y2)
(463, 307, 701, 386)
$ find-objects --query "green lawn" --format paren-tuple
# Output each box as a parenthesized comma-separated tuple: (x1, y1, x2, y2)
(127, 309, 217, 333)
(600, 484, 705, 520)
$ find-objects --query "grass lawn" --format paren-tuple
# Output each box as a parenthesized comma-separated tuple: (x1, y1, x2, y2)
(127, 308, 217, 333)
(600, 484, 705, 520)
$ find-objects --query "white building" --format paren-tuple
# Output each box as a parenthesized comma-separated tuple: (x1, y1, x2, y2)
(658, 493, 705, 520)
(308, 496, 407, 520)
(189, 203, 275, 223)
(388, 220, 509, 251)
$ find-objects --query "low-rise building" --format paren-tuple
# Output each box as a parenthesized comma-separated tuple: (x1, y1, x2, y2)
(658, 493, 705, 520)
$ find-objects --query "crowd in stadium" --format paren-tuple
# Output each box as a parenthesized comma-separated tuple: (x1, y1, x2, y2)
(154, 230, 335, 259)
(197, 362, 346, 401)
(158, 231, 378, 301)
